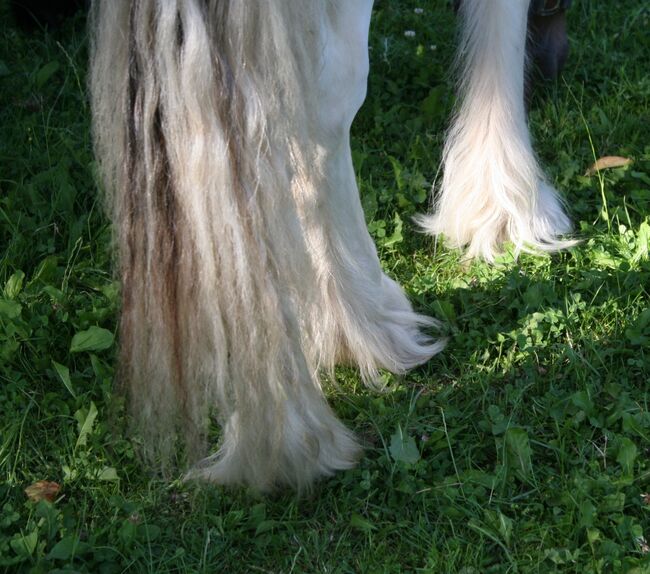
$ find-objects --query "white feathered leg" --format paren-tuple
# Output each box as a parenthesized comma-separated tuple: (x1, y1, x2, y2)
(295, 1, 445, 383)
(91, 0, 364, 493)
(419, 0, 574, 260)
(91, 0, 442, 492)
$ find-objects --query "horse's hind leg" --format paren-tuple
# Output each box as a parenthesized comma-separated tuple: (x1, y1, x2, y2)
(296, 1, 445, 384)
(419, 0, 575, 260)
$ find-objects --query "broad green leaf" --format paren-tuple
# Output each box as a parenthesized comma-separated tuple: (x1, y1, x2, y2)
(616, 438, 638, 477)
(0, 299, 21, 319)
(504, 428, 533, 480)
(483, 509, 513, 546)
(350, 513, 376, 532)
(383, 212, 404, 247)
(4, 271, 25, 299)
(389, 156, 405, 191)
(601, 492, 625, 514)
(255, 520, 276, 535)
(389, 424, 420, 465)
(634, 220, 650, 261)
(74, 402, 98, 448)
(587, 528, 601, 544)
(571, 390, 594, 414)
(36, 60, 60, 88)
(625, 308, 650, 346)
(97, 466, 119, 481)
(421, 85, 445, 123)
(1, 505, 19, 529)
(431, 299, 456, 323)
(47, 536, 89, 560)
(52, 361, 76, 398)
(42, 285, 64, 303)
(62, 464, 76, 481)
(70, 326, 114, 353)
(118, 520, 137, 545)
(35, 500, 60, 540)
(10, 531, 37, 557)
(494, 511, 513, 546)
(30, 256, 59, 285)
(578, 500, 596, 529)
(544, 547, 579, 565)
(138, 524, 161, 542)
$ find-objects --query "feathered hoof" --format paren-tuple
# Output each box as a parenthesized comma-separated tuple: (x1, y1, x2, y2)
(184, 400, 361, 492)
(419, 180, 576, 262)
(338, 274, 445, 385)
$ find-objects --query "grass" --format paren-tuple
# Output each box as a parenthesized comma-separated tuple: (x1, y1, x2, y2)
(0, 0, 649, 572)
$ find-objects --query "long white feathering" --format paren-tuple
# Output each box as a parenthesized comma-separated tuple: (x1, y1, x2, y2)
(419, 0, 575, 260)
(89, 0, 442, 492)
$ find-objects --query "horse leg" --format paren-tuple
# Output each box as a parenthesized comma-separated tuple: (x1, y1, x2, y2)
(294, 0, 445, 384)
(420, 0, 574, 260)
(91, 0, 362, 492)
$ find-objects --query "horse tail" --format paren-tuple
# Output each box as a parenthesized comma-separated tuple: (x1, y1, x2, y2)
(89, 0, 359, 491)
(419, 0, 574, 260)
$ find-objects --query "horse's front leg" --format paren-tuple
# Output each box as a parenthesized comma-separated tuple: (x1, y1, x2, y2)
(296, 1, 444, 383)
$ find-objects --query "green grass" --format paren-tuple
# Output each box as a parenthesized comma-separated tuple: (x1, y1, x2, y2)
(1, 0, 649, 572)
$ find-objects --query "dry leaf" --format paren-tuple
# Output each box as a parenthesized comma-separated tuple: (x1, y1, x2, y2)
(585, 156, 632, 176)
(24, 480, 61, 503)
(642, 493, 650, 506)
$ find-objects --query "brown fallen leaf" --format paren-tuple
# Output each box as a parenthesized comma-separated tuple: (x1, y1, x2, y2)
(585, 156, 632, 176)
(24, 480, 61, 503)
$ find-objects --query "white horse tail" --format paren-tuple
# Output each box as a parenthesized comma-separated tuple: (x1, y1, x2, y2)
(419, 0, 574, 260)
(89, 0, 360, 491)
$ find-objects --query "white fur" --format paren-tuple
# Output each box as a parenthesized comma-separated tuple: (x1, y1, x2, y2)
(90, 0, 441, 492)
(301, 1, 445, 383)
(418, 0, 575, 260)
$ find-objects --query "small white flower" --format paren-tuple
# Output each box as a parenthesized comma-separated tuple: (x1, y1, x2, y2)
(404, 30, 416, 38)
(430, 44, 437, 51)
(636, 536, 650, 554)
(414, 8, 424, 14)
